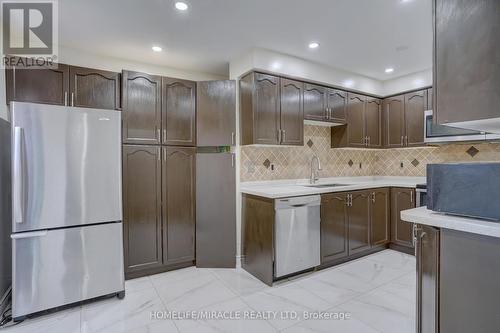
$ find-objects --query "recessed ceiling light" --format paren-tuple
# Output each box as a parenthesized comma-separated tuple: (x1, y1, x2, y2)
(152, 46, 162, 52)
(385, 68, 394, 73)
(175, 2, 189, 11)
(308, 42, 320, 49)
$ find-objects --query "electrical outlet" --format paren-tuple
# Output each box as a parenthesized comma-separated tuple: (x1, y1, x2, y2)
(270, 163, 276, 172)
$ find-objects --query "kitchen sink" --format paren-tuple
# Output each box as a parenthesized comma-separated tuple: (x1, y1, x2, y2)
(304, 183, 352, 188)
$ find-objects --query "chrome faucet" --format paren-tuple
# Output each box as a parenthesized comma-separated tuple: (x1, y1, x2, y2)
(310, 155, 322, 184)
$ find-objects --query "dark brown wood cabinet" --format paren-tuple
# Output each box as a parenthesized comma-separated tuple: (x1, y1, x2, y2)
(162, 147, 196, 266)
(434, 0, 500, 126)
(348, 190, 372, 255)
(327, 89, 348, 123)
(280, 78, 304, 145)
(365, 98, 382, 148)
(321, 193, 349, 263)
(391, 187, 416, 250)
(69, 66, 121, 110)
(162, 78, 196, 146)
(384, 95, 405, 148)
(303, 84, 327, 121)
(196, 80, 236, 146)
(345, 93, 366, 147)
(6, 63, 70, 106)
(240, 72, 303, 146)
(122, 145, 163, 276)
(371, 188, 390, 246)
(122, 70, 162, 145)
(404, 90, 426, 147)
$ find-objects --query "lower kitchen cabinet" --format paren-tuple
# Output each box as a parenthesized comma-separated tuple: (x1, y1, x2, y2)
(321, 193, 349, 263)
(123, 145, 195, 279)
(390, 187, 416, 252)
(321, 188, 390, 266)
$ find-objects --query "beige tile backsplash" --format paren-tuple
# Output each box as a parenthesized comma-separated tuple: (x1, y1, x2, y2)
(240, 125, 500, 182)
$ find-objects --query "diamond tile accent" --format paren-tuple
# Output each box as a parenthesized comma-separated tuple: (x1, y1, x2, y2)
(307, 139, 314, 148)
(411, 159, 420, 167)
(263, 159, 271, 168)
(466, 146, 479, 157)
(348, 159, 354, 167)
(239, 125, 500, 181)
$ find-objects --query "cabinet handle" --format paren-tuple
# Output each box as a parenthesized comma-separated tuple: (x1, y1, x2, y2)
(325, 108, 328, 119)
(71, 92, 75, 107)
(368, 136, 371, 146)
(282, 130, 286, 143)
(405, 135, 409, 146)
(231, 153, 235, 168)
(401, 136, 404, 146)
(64, 92, 68, 106)
(231, 132, 235, 145)
(372, 192, 376, 203)
(411, 190, 414, 203)
(156, 128, 160, 141)
(163, 129, 167, 142)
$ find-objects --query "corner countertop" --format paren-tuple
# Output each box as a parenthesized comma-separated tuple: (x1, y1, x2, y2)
(401, 207, 500, 239)
(240, 176, 426, 199)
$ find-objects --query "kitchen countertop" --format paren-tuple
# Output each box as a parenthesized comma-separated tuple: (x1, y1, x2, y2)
(240, 176, 426, 199)
(401, 207, 500, 239)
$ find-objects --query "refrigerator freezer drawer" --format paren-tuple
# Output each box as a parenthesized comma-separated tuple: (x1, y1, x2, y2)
(12, 223, 124, 318)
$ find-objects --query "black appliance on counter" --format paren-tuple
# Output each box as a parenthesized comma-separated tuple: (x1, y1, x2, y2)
(427, 163, 500, 220)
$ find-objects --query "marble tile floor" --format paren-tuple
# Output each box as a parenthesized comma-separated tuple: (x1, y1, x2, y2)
(3, 249, 416, 333)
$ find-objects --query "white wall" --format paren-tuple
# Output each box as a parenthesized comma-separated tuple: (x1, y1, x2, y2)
(0, 46, 227, 121)
(230, 48, 384, 95)
(382, 68, 432, 96)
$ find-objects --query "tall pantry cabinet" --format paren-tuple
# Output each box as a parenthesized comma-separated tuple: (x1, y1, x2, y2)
(122, 70, 197, 279)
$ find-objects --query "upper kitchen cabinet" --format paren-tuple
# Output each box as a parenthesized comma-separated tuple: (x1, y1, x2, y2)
(196, 80, 236, 146)
(383, 95, 405, 148)
(404, 90, 426, 147)
(365, 98, 382, 148)
(69, 66, 121, 110)
(303, 84, 327, 121)
(240, 72, 280, 145)
(303, 85, 347, 124)
(433, 0, 500, 129)
(122, 70, 162, 145)
(6, 62, 70, 106)
(332, 93, 380, 148)
(240, 72, 303, 146)
(162, 77, 196, 146)
(280, 78, 304, 146)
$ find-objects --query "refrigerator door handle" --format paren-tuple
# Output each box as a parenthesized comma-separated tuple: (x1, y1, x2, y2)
(231, 153, 235, 168)
(11, 230, 48, 239)
(13, 126, 25, 224)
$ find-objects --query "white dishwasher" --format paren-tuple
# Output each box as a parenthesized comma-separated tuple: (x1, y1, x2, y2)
(274, 195, 321, 278)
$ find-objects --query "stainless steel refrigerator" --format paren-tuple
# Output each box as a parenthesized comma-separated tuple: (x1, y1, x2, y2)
(9, 102, 124, 321)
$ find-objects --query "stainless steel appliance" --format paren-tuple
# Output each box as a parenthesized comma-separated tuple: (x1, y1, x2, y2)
(427, 162, 500, 220)
(0, 118, 11, 317)
(424, 110, 500, 143)
(9, 102, 124, 321)
(415, 184, 427, 207)
(274, 195, 321, 278)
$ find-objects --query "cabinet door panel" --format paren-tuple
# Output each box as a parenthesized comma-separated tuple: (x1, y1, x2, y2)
(123, 146, 162, 274)
(346, 93, 366, 147)
(371, 188, 390, 246)
(254, 73, 280, 145)
(328, 89, 347, 123)
(391, 188, 415, 248)
(163, 147, 196, 265)
(122, 71, 162, 144)
(384, 95, 405, 148)
(348, 191, 371, 255)
(163, 78, 196, 146)
(321, 193, 348, 263)
(69, 66, 121, 110)
(196, 80, 236, 146)
(303, 84, 327, 121)
(405, 91, 426, 147)
(365, 98, 382, 148)
(6, 63, 69, 106)
(280, 78, 304, 146)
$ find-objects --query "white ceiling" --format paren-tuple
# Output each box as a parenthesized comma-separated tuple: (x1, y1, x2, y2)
(59, 0, 432, 80)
